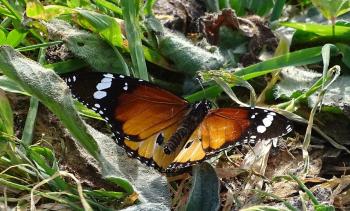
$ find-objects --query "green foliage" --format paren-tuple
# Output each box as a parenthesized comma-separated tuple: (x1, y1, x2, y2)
(287, 174, 336, 210)
(0, 0, 350, 209)
(0, 46, 134, 209)
(228, 0, 274, 16)
(75, 9, 123, 46)
(311, 0, 350, 20)
(21, 97, 39, 146)
(121, 0, 149, 80)
(0, 137, 127, 209)
(281, 22, 350, 47)
(204, 0, 284, 18)
(0, 90, 13, 135)
(270, 0, 287, 22)
(44, 20, 128, 75)
(159, 31, 225, 75)
(0, 29, 27, 47)
(186, 46, 338, 102)
(0, 46, 99, 159)
(275, 67, 322, 99)
(308, 75, 350, 109)
(0, 75, 28, 95)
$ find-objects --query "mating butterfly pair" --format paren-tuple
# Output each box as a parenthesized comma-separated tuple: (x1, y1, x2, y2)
(62, 71, 293, 173)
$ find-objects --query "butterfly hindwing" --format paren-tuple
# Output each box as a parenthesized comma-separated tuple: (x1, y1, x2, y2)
(122, 122, 188, 171)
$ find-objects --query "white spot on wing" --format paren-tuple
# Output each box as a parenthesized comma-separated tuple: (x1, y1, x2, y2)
(262, 114, 274, 127)
(96, 82, 112, 90)
(104, 73, 114, 78)
(72, 76, 76, 82)
(272, 138, 278, 147)
(123, 82, 128, 91)
(119, 75, 125, 78)
(93, 91, 107, 99)
(94, 103, 100, 108)
(101, 77, 112, 83)
(257, 125, 266, 133)
(263, 118, 272, 127)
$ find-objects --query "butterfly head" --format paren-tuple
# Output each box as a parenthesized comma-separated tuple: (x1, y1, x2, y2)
(193, 100, 212, 111)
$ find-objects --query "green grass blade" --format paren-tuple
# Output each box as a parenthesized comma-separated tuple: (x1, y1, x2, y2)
(16, 41, 63, 52)
(45, 59, 88, 74)
(121, 0, 149, 80)
(235, 46, 332, 79)
(21, 97, 39, 146)
(75, 9, 123, 46)
(21, 47, 46, 146)
(0, 6, 16, 19)
(186, 46, 339, 102)
(5, 29, 28, 48)
(106, 177, 134, 195)
(0, 89, 13, 135)
(28, 146, 68, 190)
(218, 0, 230, 9)
(270, 0, 286, 22)
(288, 174, 320, 206)
(281, 22, 350, 37)
(281, 22, 350, 46)
(94, 0, 122, 15)
(230, 0, 246, 16)
(0, 0, 21, 21)
(144, 0, 157, 16)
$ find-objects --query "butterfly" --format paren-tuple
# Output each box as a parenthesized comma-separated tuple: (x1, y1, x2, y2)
(62, 71, 293, 173)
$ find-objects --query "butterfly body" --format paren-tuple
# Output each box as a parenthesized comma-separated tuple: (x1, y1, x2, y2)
(62, 71, 293, 173)
(164, 100, 211, 154)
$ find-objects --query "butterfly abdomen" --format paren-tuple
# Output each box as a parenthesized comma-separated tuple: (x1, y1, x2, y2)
(163, 100, 211, 154)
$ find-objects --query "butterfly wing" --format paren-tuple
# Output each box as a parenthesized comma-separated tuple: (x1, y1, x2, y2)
(63, 72, 293, 173)
(62, 71, 190, 144)
(167, 108, 292, 171)
(63, 71, 194, 171)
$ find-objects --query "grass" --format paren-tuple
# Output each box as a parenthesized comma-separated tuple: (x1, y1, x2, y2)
(0, 0, 349, 210)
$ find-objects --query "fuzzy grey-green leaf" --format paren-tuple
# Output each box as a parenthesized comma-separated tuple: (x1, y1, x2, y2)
(159, 30, 225, 74)
(186, 162, 220, 211)
(0, 45, 100, 159)
(274, 67, 322, 99)
(309, 75, 350, 109)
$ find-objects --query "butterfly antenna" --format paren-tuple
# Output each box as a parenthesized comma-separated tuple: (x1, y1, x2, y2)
(195, 77, 207, 99)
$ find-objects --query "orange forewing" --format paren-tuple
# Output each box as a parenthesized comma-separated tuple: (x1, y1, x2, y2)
(114, 85, 189, 140)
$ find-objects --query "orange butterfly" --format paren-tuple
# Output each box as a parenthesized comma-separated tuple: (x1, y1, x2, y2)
(63, 72, 293, 173)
